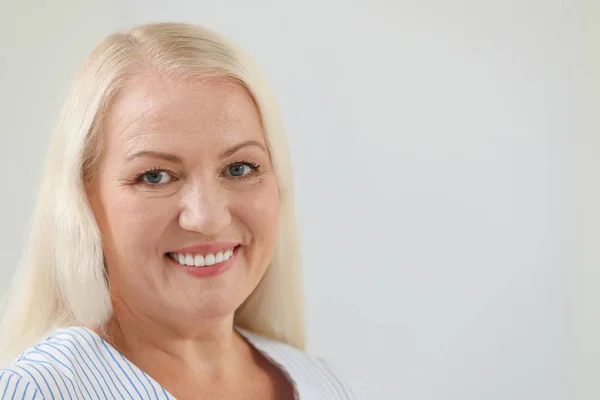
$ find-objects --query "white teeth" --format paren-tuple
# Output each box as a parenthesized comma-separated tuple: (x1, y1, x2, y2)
(205, 254, 216, 266)
(170, 247, 236, 267)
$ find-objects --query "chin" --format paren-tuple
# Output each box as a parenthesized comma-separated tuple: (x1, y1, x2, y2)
(169, 291, 247, 322)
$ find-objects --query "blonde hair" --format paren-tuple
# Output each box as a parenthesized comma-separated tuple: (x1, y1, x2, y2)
(0, 22, 305, 364)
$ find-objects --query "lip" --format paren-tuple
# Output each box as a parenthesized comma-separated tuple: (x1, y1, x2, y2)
(169, 242, 240, 254)
(166, 246, 239, 278)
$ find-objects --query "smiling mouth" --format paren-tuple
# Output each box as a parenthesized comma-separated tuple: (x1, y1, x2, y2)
(167, 246, 239, 267)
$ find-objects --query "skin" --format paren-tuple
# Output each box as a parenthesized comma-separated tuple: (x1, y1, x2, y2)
(86, 69, 294, 399)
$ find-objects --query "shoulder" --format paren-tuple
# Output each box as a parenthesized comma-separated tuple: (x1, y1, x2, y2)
(238, 329, 367, 399)
(0, 369, 43, 398)
(0, 326, 108, 399)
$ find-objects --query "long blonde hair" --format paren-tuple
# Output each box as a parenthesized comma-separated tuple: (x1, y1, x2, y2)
(0, 22, 305, 364)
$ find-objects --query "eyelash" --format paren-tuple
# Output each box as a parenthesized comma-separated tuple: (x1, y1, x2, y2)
(229, 160, 260, 179)
(134, 166, 169, 184)
(133, 161, 261, 185)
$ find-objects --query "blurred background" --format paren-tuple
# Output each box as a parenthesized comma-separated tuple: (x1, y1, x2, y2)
(1, 1, 598, 399)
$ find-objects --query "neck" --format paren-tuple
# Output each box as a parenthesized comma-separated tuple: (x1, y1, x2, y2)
(98, 301, 248, 377)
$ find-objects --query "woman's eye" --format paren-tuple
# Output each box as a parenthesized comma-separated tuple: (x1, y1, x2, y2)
(225, 162, 259, 178)
(142, 170, 171, 185)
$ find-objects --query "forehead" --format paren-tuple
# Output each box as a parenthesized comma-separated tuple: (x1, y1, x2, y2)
(103, 73, 264, 151)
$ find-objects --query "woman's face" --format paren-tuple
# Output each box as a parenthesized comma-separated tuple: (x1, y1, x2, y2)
(87, 72, 279, 327)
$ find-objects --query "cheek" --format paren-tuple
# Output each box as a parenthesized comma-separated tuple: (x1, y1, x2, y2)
(99, 187, 174, 258)
(237, 181, 280, 246)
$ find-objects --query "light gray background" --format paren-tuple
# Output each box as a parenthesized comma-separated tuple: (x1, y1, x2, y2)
(1, 1, 596, 399)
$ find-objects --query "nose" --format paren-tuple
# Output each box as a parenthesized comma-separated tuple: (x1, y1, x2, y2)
(178, 181, 232, 236)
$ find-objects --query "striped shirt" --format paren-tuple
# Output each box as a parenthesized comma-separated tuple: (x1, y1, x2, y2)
(0, 326, 362, 399)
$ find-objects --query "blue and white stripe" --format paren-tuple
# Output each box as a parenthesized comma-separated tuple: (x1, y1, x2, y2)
(0, 327, 362, 399)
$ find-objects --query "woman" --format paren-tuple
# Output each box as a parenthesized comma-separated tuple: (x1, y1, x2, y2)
(0, 22, 360, 399)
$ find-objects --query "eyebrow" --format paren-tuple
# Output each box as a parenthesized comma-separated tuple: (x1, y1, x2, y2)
(125, 151, 183, 163)
(221, 140, 267, 157)
(124, 140, 267, 162)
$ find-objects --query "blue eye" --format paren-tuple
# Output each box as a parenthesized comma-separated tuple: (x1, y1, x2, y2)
(226, 162, 259, 178)
(228, 164, 251, 177)
(141, 170, 171, 185)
